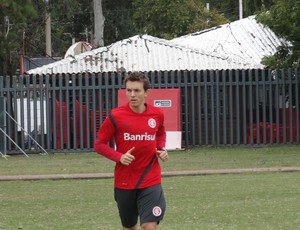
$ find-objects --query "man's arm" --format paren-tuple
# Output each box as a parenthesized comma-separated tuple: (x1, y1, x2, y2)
(156, 124, 166, 150)
(156, 112, 168, 161)
(94, 117, 123, 162)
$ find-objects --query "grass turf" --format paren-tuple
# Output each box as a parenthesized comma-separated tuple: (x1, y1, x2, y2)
(1, 173, 300, 229)
(1, 145, 300, 229)
(1, 145, 300, 176)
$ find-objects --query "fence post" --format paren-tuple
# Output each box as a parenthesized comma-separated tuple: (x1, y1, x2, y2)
(0, 96, 6, 154)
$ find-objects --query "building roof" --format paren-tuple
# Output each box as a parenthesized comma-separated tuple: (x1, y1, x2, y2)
(26, 34, 258, 75)
(171, 15, 285, 68)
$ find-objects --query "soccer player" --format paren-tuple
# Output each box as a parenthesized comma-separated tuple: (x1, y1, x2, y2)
(94, 72, 168, 230)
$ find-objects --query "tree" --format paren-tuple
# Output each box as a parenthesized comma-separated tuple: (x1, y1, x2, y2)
(132, 0, 228, 39)
(26, 0, 133, 54)
(257, 0, 300, 69)
(206, 0, 275, 21)
(206, 0, 239, 21)
(93, 0, 104, 47)
(0, 0, 135, 75)
(4, 0, 279, 76)
(243, 0, 275, 17)
(26, 0, 91, 58)
(102, 0, 137, 45)
(0, 0, 37, 75)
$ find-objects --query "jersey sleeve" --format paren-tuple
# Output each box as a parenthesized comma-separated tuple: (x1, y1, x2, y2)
(94, 116, 123, 162)
(156, 111, 166, 149)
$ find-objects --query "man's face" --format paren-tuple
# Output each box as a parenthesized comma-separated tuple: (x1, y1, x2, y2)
(125, 80, 147, 109)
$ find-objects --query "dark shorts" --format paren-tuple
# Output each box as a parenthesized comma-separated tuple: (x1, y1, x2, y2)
(114, 184, 166, 228)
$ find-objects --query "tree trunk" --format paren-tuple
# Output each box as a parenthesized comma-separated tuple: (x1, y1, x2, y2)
(93, 0, 105, 47)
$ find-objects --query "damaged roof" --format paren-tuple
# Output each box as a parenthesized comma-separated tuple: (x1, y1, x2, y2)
(26, 34, 258, 75)
(171, 15, 285, 68)
(27, 15, 286, 75)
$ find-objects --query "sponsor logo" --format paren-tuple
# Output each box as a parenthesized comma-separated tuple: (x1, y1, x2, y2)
(148, 118, 156, 128)
(124, 132, 155, 141)
(152, 206, 162, 217)
(154, 100, 171, 107)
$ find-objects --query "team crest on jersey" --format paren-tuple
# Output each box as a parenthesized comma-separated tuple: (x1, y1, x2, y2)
(148, 118, 156, 128)
(152, 206, 162, 217)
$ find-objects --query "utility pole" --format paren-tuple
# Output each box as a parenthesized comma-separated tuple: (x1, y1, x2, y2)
(206, 3, 210, 11)
(239, 0, 243, 20)
(45, 0, 52, 56)
(93, 0, 104, 47)
(206, 3, 210, 28)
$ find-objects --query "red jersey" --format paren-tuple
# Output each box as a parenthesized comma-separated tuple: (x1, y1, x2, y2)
(94, 103, 166, 189)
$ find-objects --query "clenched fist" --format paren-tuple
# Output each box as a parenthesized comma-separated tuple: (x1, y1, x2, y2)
(120, 147, 135, 165)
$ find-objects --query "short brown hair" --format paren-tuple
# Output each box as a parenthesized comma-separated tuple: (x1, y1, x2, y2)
(124, 72, 151, 91)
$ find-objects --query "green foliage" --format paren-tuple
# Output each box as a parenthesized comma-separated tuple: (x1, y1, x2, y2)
(0, 0, 36, 20)
(243, 0, 275, 16)
(49, 0, 92, 56)
(24, 0, 91, 58)
(257, 0, 300, 69)
(132, 0, 228, 39)
(0, 0, 37, 75)
(206, 0, 239, 21)
(0, 0, 282, 75)
(207, 0, 275, 21)
(102, 0, 137, 46)
(23, 0, 48, 57)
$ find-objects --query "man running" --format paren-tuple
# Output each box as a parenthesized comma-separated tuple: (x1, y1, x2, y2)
(94, 71, 168, 230)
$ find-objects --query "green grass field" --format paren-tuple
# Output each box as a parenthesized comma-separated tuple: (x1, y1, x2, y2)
(1, 145, 300, 229)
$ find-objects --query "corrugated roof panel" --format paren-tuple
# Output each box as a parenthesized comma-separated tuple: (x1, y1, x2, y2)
(171, 15, 286, 67)
(27, 15, 289, 75)
(27, 34, 256, 75)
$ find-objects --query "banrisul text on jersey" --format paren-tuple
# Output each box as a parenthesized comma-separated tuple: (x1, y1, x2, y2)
(124, 132, 156, 141)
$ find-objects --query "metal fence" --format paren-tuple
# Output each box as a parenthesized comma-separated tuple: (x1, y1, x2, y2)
(0, 69, 299, 154)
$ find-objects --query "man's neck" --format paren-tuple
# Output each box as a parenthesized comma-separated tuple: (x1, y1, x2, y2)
(130, 103, 146, 113)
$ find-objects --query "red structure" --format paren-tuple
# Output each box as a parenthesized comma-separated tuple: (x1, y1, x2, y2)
(90, 110, 106, 145)
(55, 100, 68, 149)
(247, 109, 297, 144)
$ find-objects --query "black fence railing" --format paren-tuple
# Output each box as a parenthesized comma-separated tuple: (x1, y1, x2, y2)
(0, 69, 299, 154)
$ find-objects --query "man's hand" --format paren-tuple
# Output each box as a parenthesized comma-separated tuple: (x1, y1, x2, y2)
(120, 147, 135, 165)
(156, 148, 169, 162)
